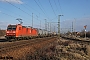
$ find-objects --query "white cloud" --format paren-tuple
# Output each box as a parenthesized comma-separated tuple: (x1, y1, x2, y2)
(0, 0, 23, 4)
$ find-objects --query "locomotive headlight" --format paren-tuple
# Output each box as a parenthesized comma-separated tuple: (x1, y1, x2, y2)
(7, 31, 9, 33)
(13, 31, 16, 33)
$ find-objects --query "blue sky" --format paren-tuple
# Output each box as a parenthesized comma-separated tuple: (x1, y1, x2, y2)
(0, 0, 90, 32)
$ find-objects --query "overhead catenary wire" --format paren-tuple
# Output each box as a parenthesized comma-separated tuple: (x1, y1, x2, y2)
(38, 0, 58, 22)
(34, 0, 50, 20)
(0, 5, 30, 20)
(16, 0, 50, 21)
(58, 0, 63, 14)
(16, 0, 38, 20)
(54, 0, 60, 14)
(16, 0, 33, 12)
(0, 6, 16, 18)
(16, 0, 44, 27)
(1, 0, 58, 26)
(21, 0, 42, 16)
(1, 11, 16, 18)
(1, 0, 39, 26)
(38, 0, 50, 19)
(5, 0, 43, 26)
(3, 0, 56, 21)
(49, 0, 57, 18)
(0, 11, 31, 25)
(4, 0, 37, 19)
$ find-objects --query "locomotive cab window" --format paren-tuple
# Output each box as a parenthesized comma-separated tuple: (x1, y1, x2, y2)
(7, 25, 16, 30)
(12, 27, 16, 30)
(7, 28, 12, 30)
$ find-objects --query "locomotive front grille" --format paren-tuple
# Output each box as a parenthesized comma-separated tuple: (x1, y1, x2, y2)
(6, 33, 16, 36)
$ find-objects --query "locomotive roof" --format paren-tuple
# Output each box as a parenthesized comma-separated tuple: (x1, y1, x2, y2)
(22, 26, 26, 27)
(22, 26, 32, 28)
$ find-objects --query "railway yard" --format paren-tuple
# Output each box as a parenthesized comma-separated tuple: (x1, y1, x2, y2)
(0, 0, 90, 60)
(0, 36, 90, 60)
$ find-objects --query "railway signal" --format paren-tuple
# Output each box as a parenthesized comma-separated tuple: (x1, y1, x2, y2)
(84, 25, 87, 40)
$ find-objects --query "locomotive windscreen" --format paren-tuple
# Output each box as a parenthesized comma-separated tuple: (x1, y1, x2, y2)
(7, 25, 17, 30)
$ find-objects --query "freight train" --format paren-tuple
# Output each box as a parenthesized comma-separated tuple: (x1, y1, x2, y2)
(5, 24, 56, 40)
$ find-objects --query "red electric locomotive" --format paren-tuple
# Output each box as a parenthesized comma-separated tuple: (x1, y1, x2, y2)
(6, 24, 38, 40)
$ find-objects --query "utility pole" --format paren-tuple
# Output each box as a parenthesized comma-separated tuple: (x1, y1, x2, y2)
(58, 15, 63, 38)
(32, 13, 33, 27)
(50, 22, 57, 33)
(54, 26, 55, 32)
(45, 19, 47, 30)
(47, 22, 49, 31)
(72, 21, 73, 35)
(74, 18, 76, 36)
(40, 20, 41, 29)
(74, 18, 76, 32)
(50, 22, 51, 32)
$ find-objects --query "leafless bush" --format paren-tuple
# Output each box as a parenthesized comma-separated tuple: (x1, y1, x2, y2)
(25, 44, 58, 60)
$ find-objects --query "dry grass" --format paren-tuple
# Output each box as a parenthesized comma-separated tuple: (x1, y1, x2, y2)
(0, 30, 6, 36)
(1, 38, 56, 60)
(1, 38, 90, 60)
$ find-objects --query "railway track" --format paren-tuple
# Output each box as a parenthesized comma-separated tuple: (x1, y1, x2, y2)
(61, 35, 90, 43)
(0, 37, 57, 55)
